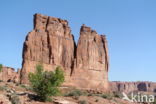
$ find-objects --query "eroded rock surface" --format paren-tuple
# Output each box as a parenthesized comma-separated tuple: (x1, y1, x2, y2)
(0, 67, 20, 83)
(110, 81, 156, 93)
(20, 13, 109, 91)
(71, 25, 109, 90)
(21, 13, 76, 84)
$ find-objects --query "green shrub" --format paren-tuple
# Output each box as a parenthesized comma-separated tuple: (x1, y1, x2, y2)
(101, 93, 113, 100)
(113, 92, 120, 98)
(20, 84, 26, 88)
(15, 83, 19, 86)
(154, 99, 156, 104)
(65, 89, 84, 97)
(101, 94, 107, 99)
(0, 64, 2, 72)
(0, 86, 5, 91)
(64, 88, 84, 100)
(88, 93, 94, 96)
(64, 88, 85, 100)
(28, 63, 65, 102)
(79, 100, 88, 104)
(95, 99, 98, 102)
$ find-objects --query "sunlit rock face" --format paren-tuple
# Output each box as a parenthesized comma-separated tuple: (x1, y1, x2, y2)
(20, 14, 109, 91)
(20, 14, 75, 84)
(72, 24, 109, 90)
(110, 81, 156, 93)
(0, 67, 20, 83)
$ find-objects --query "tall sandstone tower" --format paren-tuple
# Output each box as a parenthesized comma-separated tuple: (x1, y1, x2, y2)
(20, 14, 109, 91)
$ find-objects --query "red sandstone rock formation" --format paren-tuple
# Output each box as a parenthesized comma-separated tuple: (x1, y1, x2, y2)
(20, 13, 109, 91)
(71, 24, 109, 90)
(0, 67, 20, 83)
(21, 13, 75, 84)
(14, 69, 21, 83)
(110, 81, 156, 93)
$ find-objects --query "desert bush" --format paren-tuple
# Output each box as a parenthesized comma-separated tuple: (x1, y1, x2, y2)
(64, 88, 85, 100)
(0, 64, 2, 72)
(65, 88, 84, 97)
(113, 92, 120, 98)
(20, 84, 26, 88)
(28, 63, 64, 102)
(88, 93, 94, 96)
(95, 99, 98, 102)
(154, 99, 156, 104)
(101, 93, 113, 100)
(79, 100, 88, 104)
(15, 83, 19, 86)
(0, 86, 5, 91)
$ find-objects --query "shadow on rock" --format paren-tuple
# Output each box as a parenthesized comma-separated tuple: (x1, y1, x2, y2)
(28, 93, 38, 101)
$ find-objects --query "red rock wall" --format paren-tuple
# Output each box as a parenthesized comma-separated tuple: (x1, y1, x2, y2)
(0, 67, 20, 83)
(21, 14, 75, 84)
(20, 14, 109, 91)
(110, 81, 156, 93)
(71, 25, 109, 90)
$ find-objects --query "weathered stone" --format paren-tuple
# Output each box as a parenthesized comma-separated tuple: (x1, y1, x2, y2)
(71, 24, 109, 91)
(110, 81, 156, 93)
(0, 67, 20, 83)
(20, 13, 76, 84)
(13, 69, 21, 83)
(20, 13, 109, 91)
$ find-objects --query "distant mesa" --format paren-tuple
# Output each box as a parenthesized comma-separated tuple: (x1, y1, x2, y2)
(110, 81, 156, 93)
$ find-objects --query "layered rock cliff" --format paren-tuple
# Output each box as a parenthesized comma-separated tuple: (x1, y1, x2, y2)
(71, 25, 109, 90)
(110, 81, 156, 93)
(0, 67, 20, 83)
(20, 13, 109, 91)
(21, 14, 75, 84)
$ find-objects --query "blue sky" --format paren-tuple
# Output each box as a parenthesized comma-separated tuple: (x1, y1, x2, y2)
(0, 0, 156, 82)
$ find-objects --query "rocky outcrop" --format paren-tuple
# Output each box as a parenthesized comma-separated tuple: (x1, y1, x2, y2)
(20, 13, 109, 91)
(110, 81, 156, 93)
(0, 67, 20, 83)
(20, 14, 75, 84)
(14, 69, 21, 83)
(71, 25, 109, 90)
